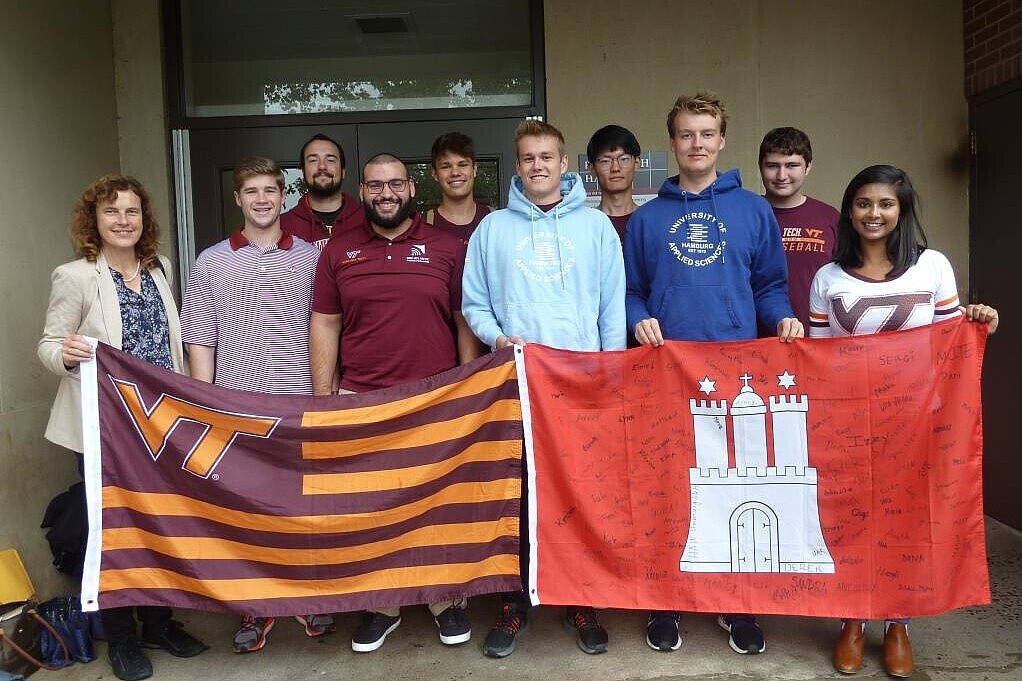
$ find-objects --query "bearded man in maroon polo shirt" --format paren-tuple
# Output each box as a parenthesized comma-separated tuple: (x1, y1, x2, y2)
(309, 152, 481, 653)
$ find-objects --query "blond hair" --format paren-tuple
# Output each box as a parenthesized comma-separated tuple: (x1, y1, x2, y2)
(667, 91, 728, 137)
(515, 119, 566, 157)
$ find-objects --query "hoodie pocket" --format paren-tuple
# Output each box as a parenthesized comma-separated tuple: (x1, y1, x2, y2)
(655, 284, 741, 339)
(505, 301, 587, 347)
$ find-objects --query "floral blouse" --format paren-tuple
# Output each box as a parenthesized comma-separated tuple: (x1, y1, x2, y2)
(111, 268, 173, 370)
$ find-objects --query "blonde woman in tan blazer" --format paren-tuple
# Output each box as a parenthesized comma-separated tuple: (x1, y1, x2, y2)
(37, 175, 205, 681)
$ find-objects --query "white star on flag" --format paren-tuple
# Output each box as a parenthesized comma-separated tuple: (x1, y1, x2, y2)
(698, 376, 716, 395)
(777, 370, 797, 389)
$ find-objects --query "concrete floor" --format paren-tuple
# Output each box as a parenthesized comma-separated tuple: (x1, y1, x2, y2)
(34, 518, 1021, 681)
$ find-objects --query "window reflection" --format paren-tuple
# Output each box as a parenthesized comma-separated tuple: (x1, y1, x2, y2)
(180, 0, 534, 118)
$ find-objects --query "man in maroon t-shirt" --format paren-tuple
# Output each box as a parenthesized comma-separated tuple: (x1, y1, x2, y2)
(426, 131, 491, 241)
(309, 153, 481, 653)
(280, 133, 366, 249)
(759, 127, 839, 329)
(588, 124, 641, 347)
(586, 124, 642, 244)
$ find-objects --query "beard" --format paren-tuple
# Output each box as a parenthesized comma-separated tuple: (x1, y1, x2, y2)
(364, 196, 414, 229)
(306, 172, 342, 198)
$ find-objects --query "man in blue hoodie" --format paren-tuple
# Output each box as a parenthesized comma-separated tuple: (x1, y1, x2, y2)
(462, 119, 626, 658)
(624, 92, 803, 656)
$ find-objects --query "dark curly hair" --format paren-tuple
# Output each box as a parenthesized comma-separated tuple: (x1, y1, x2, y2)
(70, 175, 161, 269)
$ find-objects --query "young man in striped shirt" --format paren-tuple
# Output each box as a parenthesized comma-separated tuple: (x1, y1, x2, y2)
(180, 156, 332, 653)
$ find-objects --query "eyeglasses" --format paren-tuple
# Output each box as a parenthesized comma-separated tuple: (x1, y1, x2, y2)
(363, 178, 410, 194)
(594, 154, 635, 170)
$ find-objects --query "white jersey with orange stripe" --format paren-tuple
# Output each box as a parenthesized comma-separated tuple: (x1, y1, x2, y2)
(808, 248, 961, 338)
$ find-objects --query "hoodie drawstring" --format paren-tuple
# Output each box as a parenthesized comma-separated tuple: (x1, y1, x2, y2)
(709, 183, 725, 265)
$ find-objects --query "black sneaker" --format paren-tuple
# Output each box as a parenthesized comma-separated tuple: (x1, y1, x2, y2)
(108, 637, 153, 681)
(646, 611, 682, 651)
(718, 614, 765, 654)
(351, 612, 401, 652)
(140, 620, 208, 657)
(435, 605, 471, 645)
(564, 606, 608, 655)
(483, 603, 527, 658)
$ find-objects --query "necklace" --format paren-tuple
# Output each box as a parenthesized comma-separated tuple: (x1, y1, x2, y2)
(120, 260, 142, 283)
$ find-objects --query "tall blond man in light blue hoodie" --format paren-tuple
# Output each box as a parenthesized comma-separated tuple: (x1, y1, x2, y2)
(462, 119, 625, 659)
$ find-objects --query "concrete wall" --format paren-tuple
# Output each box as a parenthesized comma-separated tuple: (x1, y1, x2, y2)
(112, 0, 177, 270)
(0, 0, 120, 595)
(546, 0, 970, 288)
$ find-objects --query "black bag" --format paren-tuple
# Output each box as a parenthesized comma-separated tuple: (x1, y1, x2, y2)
(40, 483, 86, 579)
(35, 596, 94, 667)
(0, 600, 69, 677)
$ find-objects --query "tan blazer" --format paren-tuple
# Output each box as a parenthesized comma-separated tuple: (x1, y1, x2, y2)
(38, 252, 186, 452)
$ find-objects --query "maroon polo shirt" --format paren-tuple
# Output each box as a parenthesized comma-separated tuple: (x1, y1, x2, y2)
(313, 214, 467, 392)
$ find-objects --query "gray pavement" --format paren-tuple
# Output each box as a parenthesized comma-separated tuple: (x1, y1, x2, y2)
(33, 518, 1021, 681)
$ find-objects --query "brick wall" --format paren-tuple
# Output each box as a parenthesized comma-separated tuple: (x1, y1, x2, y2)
(965, 0, 1022, 96)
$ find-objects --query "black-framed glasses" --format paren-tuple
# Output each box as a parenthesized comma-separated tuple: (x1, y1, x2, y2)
(363, 178, 411, 194)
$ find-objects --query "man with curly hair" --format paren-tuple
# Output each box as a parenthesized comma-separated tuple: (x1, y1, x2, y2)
(39, 175, 208, 681)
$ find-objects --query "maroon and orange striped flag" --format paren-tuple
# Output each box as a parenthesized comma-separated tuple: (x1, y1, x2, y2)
(79, 345, 523, 616)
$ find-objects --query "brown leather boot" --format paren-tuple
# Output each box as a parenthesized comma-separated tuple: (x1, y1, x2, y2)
(883, 622, 914, 678)
(833, 619, 865, 674)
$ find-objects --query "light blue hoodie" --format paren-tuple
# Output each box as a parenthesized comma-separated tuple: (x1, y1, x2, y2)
(462, 172, 626, 351)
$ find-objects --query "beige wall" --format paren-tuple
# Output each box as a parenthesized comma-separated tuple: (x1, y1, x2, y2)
(112, 0, 176, 268)
(0, 0, 120, 594)
(546, 0, 970, 288)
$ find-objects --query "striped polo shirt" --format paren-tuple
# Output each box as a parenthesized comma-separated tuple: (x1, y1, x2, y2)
(181, 229, 320, 394)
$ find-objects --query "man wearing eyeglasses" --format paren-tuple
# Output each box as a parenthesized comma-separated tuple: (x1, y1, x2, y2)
(587, 125, 642, 244)
(309, 152, 480, 653)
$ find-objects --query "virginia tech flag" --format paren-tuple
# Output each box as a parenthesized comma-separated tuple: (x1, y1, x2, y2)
(79, 345, 523, 616)
(523, 319, 991, 619)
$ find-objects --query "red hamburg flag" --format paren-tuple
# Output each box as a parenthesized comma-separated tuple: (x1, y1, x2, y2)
(522, 318, 990, 619)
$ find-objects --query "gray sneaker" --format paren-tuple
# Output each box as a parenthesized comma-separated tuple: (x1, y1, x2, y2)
(232, 616, 275, 654)
(294, 614, 335, 637)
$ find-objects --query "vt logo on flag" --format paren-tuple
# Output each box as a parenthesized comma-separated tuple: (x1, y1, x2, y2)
(79, 347, 524, 616)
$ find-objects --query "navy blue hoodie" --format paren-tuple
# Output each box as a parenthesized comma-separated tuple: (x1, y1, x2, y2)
(624, 169, 792, 341)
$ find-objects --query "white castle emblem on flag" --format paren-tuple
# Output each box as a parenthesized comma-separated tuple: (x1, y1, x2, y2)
(679, 371, 835, 574)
